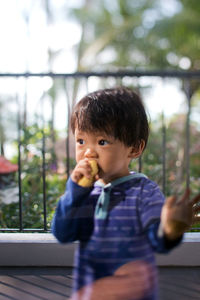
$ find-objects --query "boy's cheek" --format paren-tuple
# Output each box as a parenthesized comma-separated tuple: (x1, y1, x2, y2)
(76, 150, 84, 162)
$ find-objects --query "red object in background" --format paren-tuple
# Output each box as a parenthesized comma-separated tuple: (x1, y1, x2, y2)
(0, 156, 18, 174)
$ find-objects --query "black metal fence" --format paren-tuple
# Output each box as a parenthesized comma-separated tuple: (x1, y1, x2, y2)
(0, 70, 199, 232)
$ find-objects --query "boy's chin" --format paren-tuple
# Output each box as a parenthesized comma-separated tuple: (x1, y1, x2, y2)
(97, 169, 117, 184)
(97, 171, 107, 184)
(98, 174, 112, 185)
(97, 168, 104, 178)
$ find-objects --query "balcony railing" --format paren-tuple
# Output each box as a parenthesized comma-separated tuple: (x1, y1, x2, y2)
(0, 70, 199, 232)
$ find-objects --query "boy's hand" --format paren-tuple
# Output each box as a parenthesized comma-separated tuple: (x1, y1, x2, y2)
(161, 189, 200, 240)
(71, 159, 98, 186)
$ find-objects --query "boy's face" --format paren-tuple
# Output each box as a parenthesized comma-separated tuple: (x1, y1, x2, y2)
(75, 129, 137, 184)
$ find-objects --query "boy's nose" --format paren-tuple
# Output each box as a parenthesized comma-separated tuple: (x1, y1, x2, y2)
(84, 148, 98, 158)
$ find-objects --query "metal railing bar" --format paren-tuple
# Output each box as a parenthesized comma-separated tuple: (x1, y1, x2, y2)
(42, 127, 47, 231)
(137, 85, 143, 174)
(185, 80, 191, 190)
(138, 156, 142, 173)
(65, 79, 71, 179)
(0, 70, 200, 78)
(162, 112, 166, 195)
(40, 93, 47, 231)
(16, 92, 23, 231)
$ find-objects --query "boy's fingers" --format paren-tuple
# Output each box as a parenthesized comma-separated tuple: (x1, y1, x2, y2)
(177, 188, 190, 204)
(73, 173, 82, 182)
(190, 193, 200, 205)
(79, 167, 92, 179)
(166, 195, 177, 207)
(77, 161, 92, 179)
(168, 189, 190, 205)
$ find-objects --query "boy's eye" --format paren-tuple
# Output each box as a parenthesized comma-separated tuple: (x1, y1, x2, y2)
(98, 139, 109, 146)
(77, 139, 85, 145)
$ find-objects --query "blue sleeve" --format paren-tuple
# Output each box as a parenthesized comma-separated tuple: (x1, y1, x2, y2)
(147, 221, 183, 253)
(51, 177, 94, 243)
(139, 179, 165, 230)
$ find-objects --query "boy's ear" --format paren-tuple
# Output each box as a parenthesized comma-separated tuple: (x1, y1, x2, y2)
(129, 140, 145, 158)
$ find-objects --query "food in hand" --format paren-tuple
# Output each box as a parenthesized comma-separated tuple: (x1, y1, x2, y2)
(78, 160, 98, 187)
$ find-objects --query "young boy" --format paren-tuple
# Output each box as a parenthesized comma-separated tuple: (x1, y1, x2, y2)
(52, 87, 200, 300)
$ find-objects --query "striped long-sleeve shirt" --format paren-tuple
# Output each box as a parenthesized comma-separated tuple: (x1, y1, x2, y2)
(52, 173, 182, 300)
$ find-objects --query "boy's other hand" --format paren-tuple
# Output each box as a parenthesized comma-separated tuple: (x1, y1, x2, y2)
(70, 260, 155, 300)
(161, 189, 200, 240)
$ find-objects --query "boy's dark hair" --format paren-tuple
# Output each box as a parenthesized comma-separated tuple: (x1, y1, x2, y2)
(71, 86, 149, 150)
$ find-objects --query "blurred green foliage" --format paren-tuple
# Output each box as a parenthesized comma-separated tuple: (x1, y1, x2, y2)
(0, 124, 67, 231)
